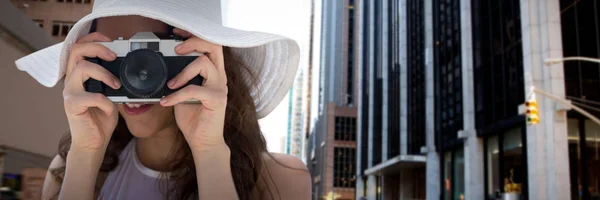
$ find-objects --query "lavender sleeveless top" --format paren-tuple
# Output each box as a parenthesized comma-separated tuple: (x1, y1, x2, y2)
(98, 139, 172, 200)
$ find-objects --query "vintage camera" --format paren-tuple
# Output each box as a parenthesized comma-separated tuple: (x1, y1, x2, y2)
(84, 32, 203, 103)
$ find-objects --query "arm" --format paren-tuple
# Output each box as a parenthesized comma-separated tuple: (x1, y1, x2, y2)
(59, 149, 105, 200)
(192, 144, 238, 200)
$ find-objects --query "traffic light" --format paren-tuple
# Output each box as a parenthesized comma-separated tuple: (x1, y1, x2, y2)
(525, 99, 540, 125)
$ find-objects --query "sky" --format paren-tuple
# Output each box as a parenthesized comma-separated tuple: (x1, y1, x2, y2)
(221, 0, 312, 153)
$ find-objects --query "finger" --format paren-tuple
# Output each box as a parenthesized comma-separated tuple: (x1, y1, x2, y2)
(67, 43, 117, 76)
(167, 55, 222, 89)
(64, 92, 116, 117)
(76, 32, 112, 43)
(174, 37, 224, 73)
(173, 28, 193, 38)
(65, 60, 121, 93)
(159, 85, 226, 108)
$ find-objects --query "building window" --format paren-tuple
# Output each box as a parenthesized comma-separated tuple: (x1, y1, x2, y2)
(443, 148, 465, 200)
(334, 117, 356, 141)
(407, 0, 426, 155)
(484, 127, 526, 199)
(333, 147, 356, 188)
(32, 20, 44, 28)
(434, 0, 463, 145)
(51, 21, 74, 36)
(567, 117, 600, 200)
(486, 135, 500, 198)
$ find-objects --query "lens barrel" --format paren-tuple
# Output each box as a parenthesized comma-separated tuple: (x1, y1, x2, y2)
(119, 49, 168, 98)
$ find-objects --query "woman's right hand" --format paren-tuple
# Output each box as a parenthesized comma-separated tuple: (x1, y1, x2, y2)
(63, 32, 121, 152)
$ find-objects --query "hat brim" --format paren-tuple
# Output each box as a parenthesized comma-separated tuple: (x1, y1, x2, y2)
(15, 6, 300, 119)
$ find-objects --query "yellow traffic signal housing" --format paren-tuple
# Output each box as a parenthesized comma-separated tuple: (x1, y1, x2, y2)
(525, 99, 540, 125)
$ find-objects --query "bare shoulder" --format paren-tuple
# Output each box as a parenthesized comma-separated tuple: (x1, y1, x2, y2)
(262, 152, 308, 171)
(257, 152, 311, 200)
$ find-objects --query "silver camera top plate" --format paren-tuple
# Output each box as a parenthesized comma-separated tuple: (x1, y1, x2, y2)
(96, 32, 203, 57)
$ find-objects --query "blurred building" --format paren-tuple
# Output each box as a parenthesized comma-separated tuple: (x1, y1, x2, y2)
(0, 0, 90, 198)
(354, 0, 600, 200)
(282, 0, 312, 163)
(285, 64, 308, 160)
(306, 0, 359, 199)
(355, 0, 426, 199)
(10, 0, 93, 41)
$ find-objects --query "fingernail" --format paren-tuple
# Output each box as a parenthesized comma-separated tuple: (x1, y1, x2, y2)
(111, 51, 117, 58)
(168, 79, 176, 88)
(104, 35, 111, 41)
(107, 51, 116, 59)
(114, 80, 121, 88)
(160, 98, 168, 105)
(175, 44, 183, 51)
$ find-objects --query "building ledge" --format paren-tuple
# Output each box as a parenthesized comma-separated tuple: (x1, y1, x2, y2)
(364, 154, 426, 176)
(0, 0, 57, 52)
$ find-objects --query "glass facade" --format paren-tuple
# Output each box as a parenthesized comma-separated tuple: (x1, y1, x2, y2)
(472, 0, 524, 132)
(561, 0, 600, 108)
(568, 118, 600, 199)
(561, 1, 600, 199)
(387, 0, 401, 159)
(484, 127, 526, 199)
(433, 0, 463, 146)
(372, 0, 383, 166)
(360, 0, 370, 175)
(347, 0, 355, 105)
(486, 135, 500, 198)
(334, 147, 357, 188)
(407, 0, 426, 155)
(443, 148, 465, 200)
(335, 117, 357, 141)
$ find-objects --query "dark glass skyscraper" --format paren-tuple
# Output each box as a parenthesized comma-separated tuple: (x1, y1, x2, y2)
(351, 0, 600, 199)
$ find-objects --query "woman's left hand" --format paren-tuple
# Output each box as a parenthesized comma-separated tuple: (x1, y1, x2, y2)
(160, 28, 228, 151)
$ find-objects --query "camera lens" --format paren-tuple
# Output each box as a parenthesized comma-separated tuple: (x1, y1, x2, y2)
(120, 49, 168, 98)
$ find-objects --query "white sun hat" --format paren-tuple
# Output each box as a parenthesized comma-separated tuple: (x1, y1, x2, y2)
(14, 0, 299, 119)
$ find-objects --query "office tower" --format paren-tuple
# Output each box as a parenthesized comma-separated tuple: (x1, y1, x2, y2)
(306, 0, 359, 199)
(355, 0, 600, 199)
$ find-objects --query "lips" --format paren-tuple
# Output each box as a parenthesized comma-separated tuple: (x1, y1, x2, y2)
(123, 103, 153, 115)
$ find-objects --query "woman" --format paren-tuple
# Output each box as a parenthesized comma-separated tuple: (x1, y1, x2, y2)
(15, 1, 310, 200)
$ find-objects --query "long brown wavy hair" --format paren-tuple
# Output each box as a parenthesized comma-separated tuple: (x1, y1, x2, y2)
(50, 46, 279, 199)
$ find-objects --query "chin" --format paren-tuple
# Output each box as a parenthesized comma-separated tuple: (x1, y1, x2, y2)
(118, 104, 175, 138)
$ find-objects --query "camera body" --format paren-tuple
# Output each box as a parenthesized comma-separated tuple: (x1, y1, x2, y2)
(84, 32, 203, 103)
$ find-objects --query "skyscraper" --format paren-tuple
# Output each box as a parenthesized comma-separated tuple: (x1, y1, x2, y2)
(355, 0, 600, 200)
(286, 70, 307, 159)
(355, 0, 426, 199)
(305, 0, 359, 199)
(283, 0, 313, 162)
